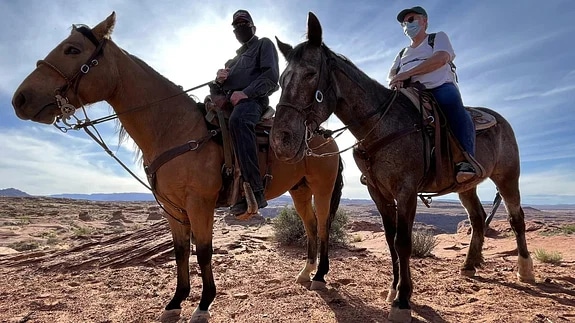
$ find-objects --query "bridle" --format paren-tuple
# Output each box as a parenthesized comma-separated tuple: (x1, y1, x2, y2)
(35, 24, 107, 128)
(276, 46, 340, 160)
(276, 45, 400, 158)
(278, 47, 336, 128)
(30, 24, 216, 225)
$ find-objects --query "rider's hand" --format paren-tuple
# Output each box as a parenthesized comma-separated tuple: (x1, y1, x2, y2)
(216, 68, 230, 84)
(230, 91, 248, 106)
(389, 80, 404, 90)
(389, 71, 410, 90)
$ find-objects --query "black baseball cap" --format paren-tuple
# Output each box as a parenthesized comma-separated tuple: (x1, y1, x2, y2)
(397, 6, 427, 22)
(232, 9, 253, 25)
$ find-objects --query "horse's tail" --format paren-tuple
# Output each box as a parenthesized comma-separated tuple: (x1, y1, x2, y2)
(328, 155, 344, 223)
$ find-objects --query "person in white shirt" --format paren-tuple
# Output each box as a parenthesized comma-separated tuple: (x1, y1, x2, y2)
(388, 6, 477, 183)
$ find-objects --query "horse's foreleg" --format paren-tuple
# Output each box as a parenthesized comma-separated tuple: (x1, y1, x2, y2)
(388, 194, 416, 323)
(368, 186, 398, 302)
(290, 186, 318, 284)
(189, 204, 216, 323)
(493, 179, 535, 282)
(458, 188, 486, 277)
(311, 192, 333, 290)
(161, 217, 191, 322)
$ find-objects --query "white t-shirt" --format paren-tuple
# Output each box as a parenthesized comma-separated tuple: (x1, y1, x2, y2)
(389, 31, 456, 89)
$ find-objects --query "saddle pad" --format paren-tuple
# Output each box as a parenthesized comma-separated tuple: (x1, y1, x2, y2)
(399, 88, 497, 131)
(466, 107, 497, 131)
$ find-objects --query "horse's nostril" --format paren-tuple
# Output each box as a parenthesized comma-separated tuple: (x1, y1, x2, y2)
(12, 92, 26, 109)
(280, 131, 292, 145)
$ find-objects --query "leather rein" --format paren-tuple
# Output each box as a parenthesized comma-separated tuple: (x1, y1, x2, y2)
(276, 46, 433, 159)
(36, 25, 216, 225)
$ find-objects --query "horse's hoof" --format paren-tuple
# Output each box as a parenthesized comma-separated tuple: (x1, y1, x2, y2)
(235, 212, 256, 221)
(296, 275, 311, 283)
(159, 309, 181, 323)
(190, 307, 210, 323)
(517, 255, 535, 283)
(385, 288, 397, 303)
(310, 280, 327, 290)
(459, 268, 476, 277)
(388, 307, 412, 322)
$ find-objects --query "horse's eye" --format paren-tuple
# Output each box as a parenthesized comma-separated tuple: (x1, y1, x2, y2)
(64, 46, 81, 55)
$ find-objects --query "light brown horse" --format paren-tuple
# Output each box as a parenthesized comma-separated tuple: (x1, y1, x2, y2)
(12, 12, 344, 322)
(270, 12, 535, 322)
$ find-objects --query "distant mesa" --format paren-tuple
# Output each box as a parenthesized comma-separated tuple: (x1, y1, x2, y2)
(0, 188, 31, 197)
(523, 206, 542, 213)
(48, 192, 156, 201)
(0, 188, 155, 201)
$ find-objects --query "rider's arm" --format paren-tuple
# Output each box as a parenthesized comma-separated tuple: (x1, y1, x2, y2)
(405, 31, 455, 78)
(400, 51, 451, 78)
(387, 52, 401, 83)
(242, 38, 280, 98)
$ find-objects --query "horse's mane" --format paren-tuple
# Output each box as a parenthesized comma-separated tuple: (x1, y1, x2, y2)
(116, 51, 200, 163)
(322, 45, 390, 97)
(127, 53, 185, 92)
(287, 42, 389, 100)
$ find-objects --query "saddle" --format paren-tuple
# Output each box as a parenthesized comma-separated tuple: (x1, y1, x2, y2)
(203, 94, 275, 215)
(399, 86, 497, 189)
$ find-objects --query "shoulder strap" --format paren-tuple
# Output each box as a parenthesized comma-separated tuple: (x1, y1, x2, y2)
(399, 47, 407, 57)
(427, 33, 436, 48)
(395, 47, 407, 75)
(428, 32, 458, 82)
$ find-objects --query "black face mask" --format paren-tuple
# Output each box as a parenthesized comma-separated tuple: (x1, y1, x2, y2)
(234, 25, 254, 44)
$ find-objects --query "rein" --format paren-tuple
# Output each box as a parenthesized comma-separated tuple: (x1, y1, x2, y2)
(53, 80, 213, 133)
(38, 25, 216, 225)
(280, 47, 402, 158)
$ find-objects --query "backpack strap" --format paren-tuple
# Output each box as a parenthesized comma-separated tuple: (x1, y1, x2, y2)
(395, 47, 407, 75)
(428, 33, 458, 82)
(427, 33, 436, 48)
(395, 33, 458, 82)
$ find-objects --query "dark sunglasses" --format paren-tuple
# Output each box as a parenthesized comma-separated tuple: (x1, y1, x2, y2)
(401, 16, 417, 26)
(233, 22, 252, 30)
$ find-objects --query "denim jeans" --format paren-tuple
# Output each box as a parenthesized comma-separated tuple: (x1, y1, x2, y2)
(428, 83, 475, 157)
(229, 99, 264, 193)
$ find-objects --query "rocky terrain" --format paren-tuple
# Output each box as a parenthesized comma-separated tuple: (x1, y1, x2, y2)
(0, 196, 574, 322)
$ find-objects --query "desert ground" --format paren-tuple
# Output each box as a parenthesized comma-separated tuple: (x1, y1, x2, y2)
(0, 196, 574, 323)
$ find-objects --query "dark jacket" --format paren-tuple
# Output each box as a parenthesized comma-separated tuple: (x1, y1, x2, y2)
(211, 36, 279, 101)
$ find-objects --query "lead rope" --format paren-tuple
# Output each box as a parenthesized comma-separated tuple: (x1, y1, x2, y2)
(305, 90, 399, 158)
(64, 82, 213, 226)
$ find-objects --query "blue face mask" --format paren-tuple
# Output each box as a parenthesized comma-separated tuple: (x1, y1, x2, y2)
(403, 20, 421, 38)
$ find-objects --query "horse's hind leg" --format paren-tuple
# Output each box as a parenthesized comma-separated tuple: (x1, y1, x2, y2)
(160, 216, 192, 322)
(289, 183, 318, 285)
(458, 188, 487, 276)
(491, 175, 535, 282)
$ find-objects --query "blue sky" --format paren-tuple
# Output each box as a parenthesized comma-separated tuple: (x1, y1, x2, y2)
(1, 0, 574, 205)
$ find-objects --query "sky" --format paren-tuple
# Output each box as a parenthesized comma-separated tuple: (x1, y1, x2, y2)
(1, 0, 574, 205)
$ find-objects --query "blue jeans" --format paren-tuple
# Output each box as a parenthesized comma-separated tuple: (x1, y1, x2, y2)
(428, 83, 475, 157)
(229, 99, 264, 193)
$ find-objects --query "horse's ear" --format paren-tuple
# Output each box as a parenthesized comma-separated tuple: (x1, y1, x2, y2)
(275, 36, 292, 59)
(307, 12, 322, 47)
(92, 11, 116, 40)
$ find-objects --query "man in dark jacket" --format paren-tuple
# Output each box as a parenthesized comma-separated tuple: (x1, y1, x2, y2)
(210, 9, 280, 215)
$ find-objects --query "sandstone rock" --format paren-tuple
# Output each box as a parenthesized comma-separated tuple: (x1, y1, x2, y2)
(109, 210, 124, 221)
(79, 211, 92, 222)
(146, 212, 163, 221)
(233, 293, 248, 299)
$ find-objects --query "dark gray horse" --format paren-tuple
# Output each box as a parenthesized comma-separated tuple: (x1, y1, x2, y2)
(270, 12, 535, 322)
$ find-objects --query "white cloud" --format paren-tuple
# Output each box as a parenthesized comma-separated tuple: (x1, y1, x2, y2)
(2, 1, 575, 206)
(0, 128, 147, 195)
